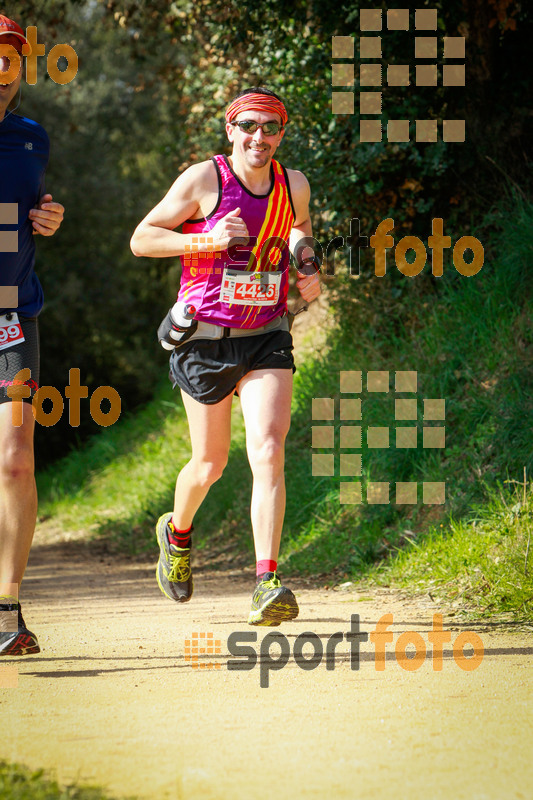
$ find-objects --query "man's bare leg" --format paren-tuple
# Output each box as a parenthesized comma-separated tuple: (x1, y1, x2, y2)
(238, 368, 298, 625)
(172, 389, 234, 529)
(156, 389, 234, 604)
(236, 368, 293, 562)
(0, 401, 37, 594)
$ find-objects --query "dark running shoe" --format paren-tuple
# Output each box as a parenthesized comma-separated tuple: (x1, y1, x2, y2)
(155, 512, 193, 603)
(0, 601, 40, 656)
(247, 572, 299, 626)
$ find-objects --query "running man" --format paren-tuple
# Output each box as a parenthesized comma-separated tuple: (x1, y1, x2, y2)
(131, 87, 320, 625)
(0, 15, 64, 655)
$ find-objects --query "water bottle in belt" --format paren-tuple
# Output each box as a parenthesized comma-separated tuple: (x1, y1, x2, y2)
(158, 302, 198, 350)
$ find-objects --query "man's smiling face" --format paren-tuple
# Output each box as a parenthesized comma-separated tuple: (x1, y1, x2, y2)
(226, 110, 285, 169)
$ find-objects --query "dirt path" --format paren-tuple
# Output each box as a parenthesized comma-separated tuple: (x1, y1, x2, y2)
(1, 539, 532, 800)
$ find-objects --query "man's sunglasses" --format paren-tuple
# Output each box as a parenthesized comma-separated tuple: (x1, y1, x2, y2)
(231, 120, 284, 136)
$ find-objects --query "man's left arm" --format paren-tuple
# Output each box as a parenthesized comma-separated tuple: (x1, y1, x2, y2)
(29, 193, 64, 236)
(288, 170, 321, 304)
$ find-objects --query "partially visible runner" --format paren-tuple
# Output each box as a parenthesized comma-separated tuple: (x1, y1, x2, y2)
(131, 87, 320, 625)
(0, 15, 64, 655)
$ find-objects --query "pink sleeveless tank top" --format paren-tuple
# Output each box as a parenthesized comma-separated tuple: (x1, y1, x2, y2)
(177, 155, 295, 329)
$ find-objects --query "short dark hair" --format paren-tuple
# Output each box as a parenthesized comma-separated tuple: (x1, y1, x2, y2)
(229, 87, 285, 105)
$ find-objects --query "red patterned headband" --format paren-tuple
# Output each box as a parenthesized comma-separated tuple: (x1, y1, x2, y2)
(225, 93, 288, 126)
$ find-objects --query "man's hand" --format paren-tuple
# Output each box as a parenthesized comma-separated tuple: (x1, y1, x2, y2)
(29, 193, 64, 236)
(210, 207, 249, 250)
(296, 266, 321, 303)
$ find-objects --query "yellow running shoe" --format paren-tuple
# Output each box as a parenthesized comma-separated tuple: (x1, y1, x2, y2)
(247, 572, 299, 626)
(155, 512, 193, 603)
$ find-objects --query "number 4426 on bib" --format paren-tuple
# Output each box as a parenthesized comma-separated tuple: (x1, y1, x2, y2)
(219, 269, 281, 306)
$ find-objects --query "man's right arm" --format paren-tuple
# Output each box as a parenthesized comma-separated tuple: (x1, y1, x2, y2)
(130, 161, 248, 258)
(130, 161, 209, 258)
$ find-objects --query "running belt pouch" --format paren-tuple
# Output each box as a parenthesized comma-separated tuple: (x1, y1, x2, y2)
(287, 311, 295, 332)
(286, 306, 307, 332)
(157, 310, 198, 349)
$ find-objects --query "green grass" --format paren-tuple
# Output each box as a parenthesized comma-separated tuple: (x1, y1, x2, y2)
(367, 484, 533, 619)
(0, 760, 136, 800)
(36, 193, 533, 617)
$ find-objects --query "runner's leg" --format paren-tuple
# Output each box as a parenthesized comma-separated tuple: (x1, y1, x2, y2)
(237, 368, 293, 562)
(172, 389, 233, 530)
(0, 401, 37, 591)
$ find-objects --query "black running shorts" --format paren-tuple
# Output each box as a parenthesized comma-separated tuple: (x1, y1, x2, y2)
(169, 329, 295, 404)
(0, 316, 40, 405)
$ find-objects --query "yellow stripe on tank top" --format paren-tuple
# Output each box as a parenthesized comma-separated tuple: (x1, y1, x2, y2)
(245, 209, 294, 326)
(261, 187, 294, 270)
(246, 179, 281, 272)
(267, 163, 294, 259)
(245, 162, 288, 272)
(243, 162, 294, 325)
(245, 177, 294, 325)
(243, 181, 285, 325)
(257, 196, 285, 271)
(254, 181, 294, 273)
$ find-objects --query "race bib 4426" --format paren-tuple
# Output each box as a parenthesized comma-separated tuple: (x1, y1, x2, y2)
(219, 269, 281, 306)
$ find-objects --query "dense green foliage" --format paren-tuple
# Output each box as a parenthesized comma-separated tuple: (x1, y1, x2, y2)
(7, 0, 532, 462)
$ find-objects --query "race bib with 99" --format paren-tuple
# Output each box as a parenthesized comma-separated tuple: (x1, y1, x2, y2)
(0, 313, 25, 351)
(219, 269, 281, 306)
